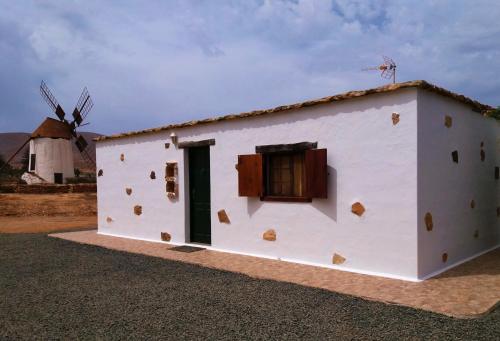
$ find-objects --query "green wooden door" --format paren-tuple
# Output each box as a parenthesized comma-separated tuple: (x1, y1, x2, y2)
(188, 146, 211, 244)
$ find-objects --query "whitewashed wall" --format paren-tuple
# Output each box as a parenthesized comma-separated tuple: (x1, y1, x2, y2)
(417, 90, 500, 279)
(97, 89, 419, 280)
(29, 138, 74, 183)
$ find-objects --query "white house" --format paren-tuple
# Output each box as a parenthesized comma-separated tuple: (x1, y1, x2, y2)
(25, 117, 75, 184)
(95, 80, 500, 281)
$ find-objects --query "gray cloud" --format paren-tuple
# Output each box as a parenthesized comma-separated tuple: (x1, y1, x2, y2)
(1, 0, 499, 135)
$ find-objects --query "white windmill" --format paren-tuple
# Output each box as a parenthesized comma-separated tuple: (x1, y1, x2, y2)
(1, 81, 95, 184)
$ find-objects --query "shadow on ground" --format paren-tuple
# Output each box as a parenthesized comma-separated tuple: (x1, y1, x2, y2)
(0, 233, 498, 340)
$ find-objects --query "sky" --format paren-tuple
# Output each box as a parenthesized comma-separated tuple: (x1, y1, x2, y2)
(1, 0, 500, 135)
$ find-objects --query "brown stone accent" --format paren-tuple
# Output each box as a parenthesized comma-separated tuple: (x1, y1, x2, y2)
(134, 205, 142, 215)
(392, 112, 400, 125)
(332, 253, 346, 265)
(425, 212, 433, 231)
(480, 149, 485, 162)
(106, 217, 113, 223)
(97, 169, 103, 177)
(474, 230, 479, 239)
(95, 80, 492, 142)
(126, 188, 132, 195)
(120, 153, 125, 161)
(442, 253, 448, 262)
(263, 229, 276, 241)
(161, 232, 171, 242)
(470, 200, 476, 209)
(150, 171, 156, 179)
(217, 209, 230, 224)
(444, 115, 452, 128)
(451, 150, 459, 163)
(351, 202, 365, 216)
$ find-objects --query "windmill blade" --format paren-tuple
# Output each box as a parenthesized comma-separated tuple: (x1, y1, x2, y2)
(40, 81, 66, 121)
(74, 134, 89, 152)
(0, 137, 31, 172)
(72, 87, 93, 126)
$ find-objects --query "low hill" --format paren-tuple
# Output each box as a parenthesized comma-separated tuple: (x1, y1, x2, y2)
(0, 132, 101, 172)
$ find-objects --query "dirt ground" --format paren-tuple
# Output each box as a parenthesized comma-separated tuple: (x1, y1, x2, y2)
(0, 193, 97, 233)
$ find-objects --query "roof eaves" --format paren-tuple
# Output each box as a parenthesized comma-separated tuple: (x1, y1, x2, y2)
(95, 80, 492, 142)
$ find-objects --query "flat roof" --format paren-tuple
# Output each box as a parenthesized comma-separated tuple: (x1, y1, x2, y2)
(96, 80, 493, 142)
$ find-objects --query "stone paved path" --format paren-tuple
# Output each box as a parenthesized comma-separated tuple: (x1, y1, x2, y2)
(50, 230, 500, 318)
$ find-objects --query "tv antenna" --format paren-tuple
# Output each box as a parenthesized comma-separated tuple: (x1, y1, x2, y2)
(362, 56, 397, 84)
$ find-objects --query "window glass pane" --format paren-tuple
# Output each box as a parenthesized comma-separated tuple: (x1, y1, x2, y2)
(267, 152, 304, 197)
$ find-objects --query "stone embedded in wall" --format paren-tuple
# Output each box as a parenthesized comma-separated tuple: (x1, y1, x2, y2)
(165, 142, 170, 149)
(391, 112, 400, 125)
(451, 151, 459, 163)
(474, 230, 479, 239)
(97, 169, 103, 177)
(106, 216, 113, 223)
(470, 200, 476, 209)
(495, 167, 499, 180)
(444, 115, 452, 128)
(480, 149, 485, 162)
(120, 153, 125, 162)
(332, 253, 346, 265)
(425, 212, 433, 231)
(161, 232, 171, 242)
(217, 209, 230, 224)
(442, 252, 448, 262)
(134, 205, 142, 215)
(263, 229, 276, 241)
(126, 188, 132, 195)
(150, 171, 156, 179)
(351, 202, 365, 216)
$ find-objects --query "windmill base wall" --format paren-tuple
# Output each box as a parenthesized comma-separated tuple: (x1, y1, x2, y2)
(29, 138, 75, 183)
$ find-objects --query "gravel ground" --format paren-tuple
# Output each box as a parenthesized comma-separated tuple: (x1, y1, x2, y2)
(0, 233, 498, 340)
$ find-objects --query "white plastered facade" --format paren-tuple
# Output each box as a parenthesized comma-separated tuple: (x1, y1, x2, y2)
(28, 137, 74, 183)
(96, 88, 499, 281)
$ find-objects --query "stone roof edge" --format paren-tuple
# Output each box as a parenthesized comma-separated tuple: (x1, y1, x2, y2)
(95, 80, 493, 142)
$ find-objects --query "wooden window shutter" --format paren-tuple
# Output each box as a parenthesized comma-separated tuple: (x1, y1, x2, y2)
(238, 154, 263, 197)
(305, 149, 327, 198)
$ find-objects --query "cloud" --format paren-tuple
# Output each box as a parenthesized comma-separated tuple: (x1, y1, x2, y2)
(0, 0, 499, 135)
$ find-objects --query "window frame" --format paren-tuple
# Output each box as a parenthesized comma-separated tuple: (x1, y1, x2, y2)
(261, 150, 311, 202)
(29, 154, 36, 171)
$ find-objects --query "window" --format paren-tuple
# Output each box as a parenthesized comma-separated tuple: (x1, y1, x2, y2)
(54, 173, 63, 184)
(238, 142, 327, 202)
(265, 152, 305, 198)
(29, 154, 36, 171)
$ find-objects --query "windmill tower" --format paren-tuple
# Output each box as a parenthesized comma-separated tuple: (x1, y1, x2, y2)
(1, 81, 95, 184)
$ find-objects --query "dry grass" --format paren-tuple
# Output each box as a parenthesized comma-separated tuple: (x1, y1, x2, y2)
(0, 193, 96, 233)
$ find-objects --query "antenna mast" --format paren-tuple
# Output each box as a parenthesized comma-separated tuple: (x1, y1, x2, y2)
(362, 56, 397, 84)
